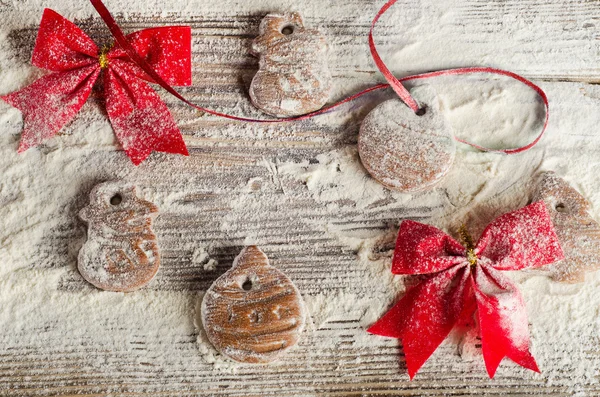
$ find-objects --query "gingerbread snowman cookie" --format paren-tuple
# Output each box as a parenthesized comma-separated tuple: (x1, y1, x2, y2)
(249, 12, 332, 117)
(533, 172, 600, 282)
(201, 246, 306, 363)
(78, 180, 160, 292)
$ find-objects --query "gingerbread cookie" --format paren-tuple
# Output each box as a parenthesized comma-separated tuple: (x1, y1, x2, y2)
(533, 172, 600, 283)
(78, 181, 160, 292)
(249, 12, 332, 117)
(201, 246, 306, 363)
(358, 85, 455, 192)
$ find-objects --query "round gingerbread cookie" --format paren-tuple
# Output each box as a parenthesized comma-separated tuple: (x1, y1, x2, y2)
(358, 86, 455, 192)
(201, 246, 306, 363)
(78, 180, 160, 292)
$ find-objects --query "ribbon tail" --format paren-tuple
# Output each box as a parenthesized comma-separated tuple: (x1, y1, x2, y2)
(104, 66, 188, 165)
(368, 265, 470, 379)
(2, 66, 100, 152)
(473, 265, 539, 378)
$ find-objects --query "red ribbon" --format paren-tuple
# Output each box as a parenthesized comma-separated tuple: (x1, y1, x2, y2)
(3, 0, 550, 163)
(368, 201, 564, 379)
(1, 9, 191, 165)
(89, 0, 549, 155)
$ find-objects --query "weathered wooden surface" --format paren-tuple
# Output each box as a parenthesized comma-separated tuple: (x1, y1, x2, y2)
(1, 0, 600, 395)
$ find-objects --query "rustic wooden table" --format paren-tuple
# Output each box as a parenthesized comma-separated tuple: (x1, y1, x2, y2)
(1, 0, 599, 395)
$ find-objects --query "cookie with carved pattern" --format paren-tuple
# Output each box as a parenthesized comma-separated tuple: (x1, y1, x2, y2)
(78, 180, 160, 292)
(249, 12, 332, 117)
(201, 246, 306, 363)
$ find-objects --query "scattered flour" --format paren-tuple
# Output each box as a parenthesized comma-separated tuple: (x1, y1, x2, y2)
(0, 0, 599, 395)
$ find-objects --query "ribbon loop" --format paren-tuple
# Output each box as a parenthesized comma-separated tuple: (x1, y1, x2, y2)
(475, 201, 564, 271)
(3, 66, 100, 152)
(108, 27, 192, 86)
(33, 8, 98, 71)
(392, 220, 466, 275)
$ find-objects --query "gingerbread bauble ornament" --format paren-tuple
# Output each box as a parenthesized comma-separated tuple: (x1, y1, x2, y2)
(78, 180, 160, 292)
(249, 12, 332, 117)
(533, 171, 600, 282)
(358, 85, 455, 192)
(201, 246, 306, 363)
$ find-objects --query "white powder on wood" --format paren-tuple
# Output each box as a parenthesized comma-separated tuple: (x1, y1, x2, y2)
(0, 0, 599, 394)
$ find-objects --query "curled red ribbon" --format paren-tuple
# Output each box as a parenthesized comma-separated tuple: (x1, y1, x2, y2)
(367, 201, 564, 379)
(2, 0, 550, 163)
(90, 0, 549, 155)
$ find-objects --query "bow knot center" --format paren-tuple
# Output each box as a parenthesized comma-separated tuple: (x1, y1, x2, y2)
(466, 249, 478, 267)
(458, 224, 478, 267)
(98, 44, 112, 69)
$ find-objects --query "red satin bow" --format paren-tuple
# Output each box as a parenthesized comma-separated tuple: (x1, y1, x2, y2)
(1, 9, 191, 165)
(368, 201, 564, 379)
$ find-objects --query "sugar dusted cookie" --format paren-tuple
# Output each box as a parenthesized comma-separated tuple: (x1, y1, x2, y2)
(533, 171, 600, 283)
(249, 12, 332, 117)
(201, 246, 306, 363)
(358, 85, 455, 192)
(78, 181, 160, 292)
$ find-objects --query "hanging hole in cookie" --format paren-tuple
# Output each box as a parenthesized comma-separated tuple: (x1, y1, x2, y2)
(110, 193, 123, 206)
(416, 107, 427, 116)
(555, 203, 567, 212)
(242, 279, 253, 291)
(281, 25, 295, 35)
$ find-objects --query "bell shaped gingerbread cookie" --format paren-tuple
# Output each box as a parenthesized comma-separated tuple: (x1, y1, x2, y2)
(78, 181, 160, 292)
(249, 12, 332, 117)
(358, 85, 455, 192)
(533, 172, 600, 283)
(201, 246, 306, 363)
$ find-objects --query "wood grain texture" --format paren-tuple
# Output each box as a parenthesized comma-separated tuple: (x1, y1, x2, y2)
(1, 0, 600, 395)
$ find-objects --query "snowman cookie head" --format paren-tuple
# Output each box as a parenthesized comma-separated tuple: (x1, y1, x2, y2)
(79, 181, 158, 234)
(78, 180, 160, 292)
(249, 12, 332, 117)
(251, 12, 316, 55)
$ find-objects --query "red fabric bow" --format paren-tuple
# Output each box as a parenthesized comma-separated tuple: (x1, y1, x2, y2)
(1, 9, 191, 165)
(368, 202, 564, 379)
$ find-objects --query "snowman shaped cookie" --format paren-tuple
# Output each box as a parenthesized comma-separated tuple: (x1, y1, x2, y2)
(249, 12, 332, 117)
(78, 180, 160, 292)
